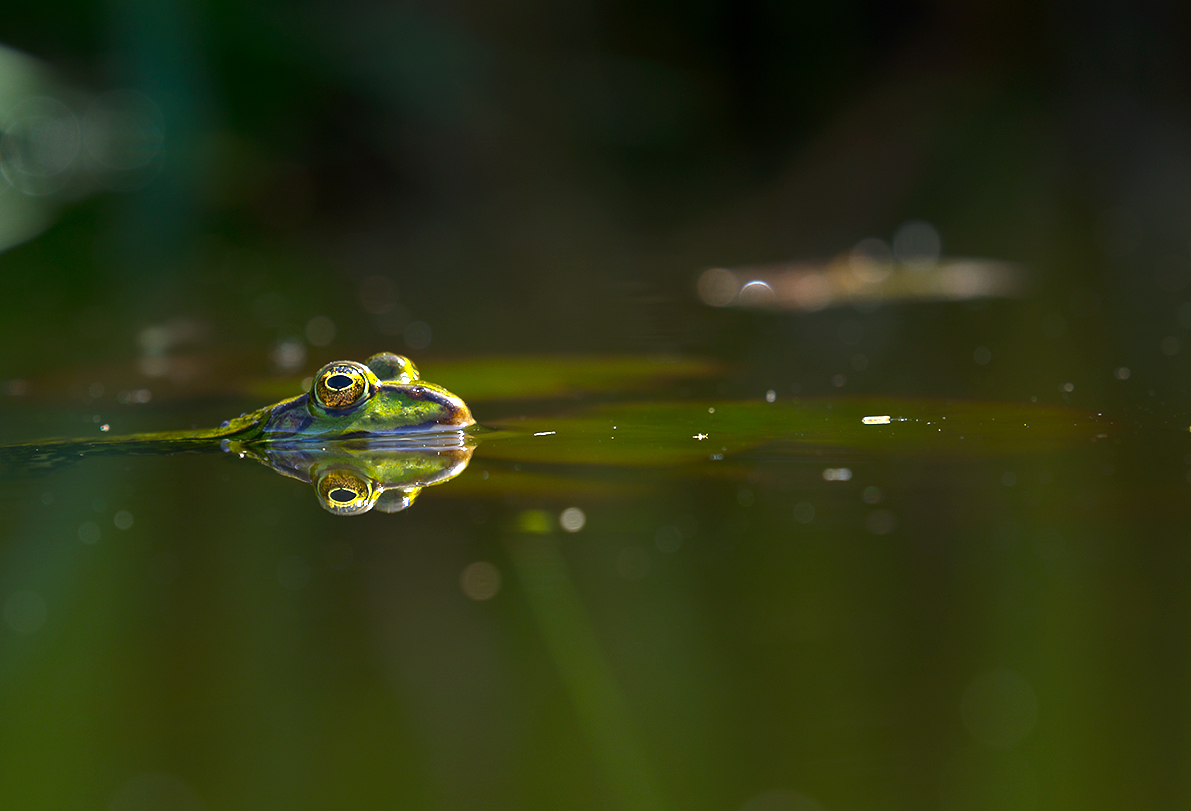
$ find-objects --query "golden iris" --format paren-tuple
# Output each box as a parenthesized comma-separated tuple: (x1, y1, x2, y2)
(316, 469, 377, 515)
(314, 362, 370, 409)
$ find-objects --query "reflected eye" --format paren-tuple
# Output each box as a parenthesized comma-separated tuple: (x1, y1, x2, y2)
(313, 363, 370, 409)
(315, 470, 378, 516)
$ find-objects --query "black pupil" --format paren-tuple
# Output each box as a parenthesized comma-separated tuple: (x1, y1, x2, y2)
(329, 487, 358, 503)
(326, 374, 354, 391)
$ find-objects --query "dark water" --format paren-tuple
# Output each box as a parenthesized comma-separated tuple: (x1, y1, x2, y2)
(4, 4, 1191, 810)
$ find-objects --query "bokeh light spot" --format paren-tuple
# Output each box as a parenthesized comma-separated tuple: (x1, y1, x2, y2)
(460, 561, 502, 600)
(893, 220, 941, 268)
(305, 315, 336, 347)
(792, 502, 815, 523)
(404, 320, 432, 350)
(697, 267, 739, 306)
(559, 507, 586, 532)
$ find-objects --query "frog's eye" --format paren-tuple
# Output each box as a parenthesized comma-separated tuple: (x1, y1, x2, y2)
(315, 469, 379, 516)
(313, 362, 371, 409)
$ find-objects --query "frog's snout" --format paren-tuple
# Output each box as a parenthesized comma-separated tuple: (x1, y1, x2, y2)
(413, 385, 474, 428)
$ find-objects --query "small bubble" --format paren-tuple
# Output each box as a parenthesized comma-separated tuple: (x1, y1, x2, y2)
(1114, 366, 1131, 380)
(559, 507, 586, 532)
(831, 374, 846, 388)
(460, 561, 501, 600)
(114, 510, 134, 530)
(1061, 382, 1074, 393)
(765, 389, 776, 403)
(861, 486, 883, 504)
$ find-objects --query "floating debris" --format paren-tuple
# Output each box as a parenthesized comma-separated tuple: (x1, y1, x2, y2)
(698, 254, 1023, 312)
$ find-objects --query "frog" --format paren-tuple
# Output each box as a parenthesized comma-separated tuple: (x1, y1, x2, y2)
(0, 353, 476, 514)
(214, 351, 474, 443)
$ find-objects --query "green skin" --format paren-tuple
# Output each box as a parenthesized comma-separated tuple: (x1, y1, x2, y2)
(218, 352, 474, 443)
(230, 436, 476, 515)
(0, 354, 477, 513)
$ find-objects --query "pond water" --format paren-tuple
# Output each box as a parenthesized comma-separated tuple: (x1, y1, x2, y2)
(3, 7, 1191, 810)
(0, 323, 1186, 811)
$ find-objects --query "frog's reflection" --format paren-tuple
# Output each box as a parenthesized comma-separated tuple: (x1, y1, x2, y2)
(225, 433, 475, 515)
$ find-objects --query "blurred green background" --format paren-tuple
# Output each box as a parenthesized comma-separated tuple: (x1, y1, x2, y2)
(2, 2, 1191, 810)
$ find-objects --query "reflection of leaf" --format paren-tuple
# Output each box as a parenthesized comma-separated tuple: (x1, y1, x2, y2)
(475, 398, 1113, 467)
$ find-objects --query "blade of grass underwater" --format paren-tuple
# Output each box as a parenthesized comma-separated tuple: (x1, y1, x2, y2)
(475, 398, 1114, 466)
(508, 533, 668, 811)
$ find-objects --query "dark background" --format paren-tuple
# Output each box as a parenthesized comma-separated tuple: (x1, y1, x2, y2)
(3, 0, 1191, 405)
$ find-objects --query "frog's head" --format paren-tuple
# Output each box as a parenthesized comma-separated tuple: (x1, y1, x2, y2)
(251, 352, 474, 442)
